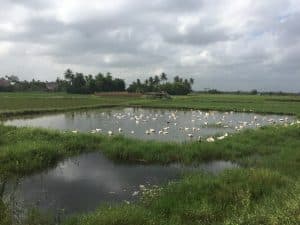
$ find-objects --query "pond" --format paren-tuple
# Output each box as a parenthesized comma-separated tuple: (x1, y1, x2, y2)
(3, 107, 295, 142)
(3, 152, 238, 216)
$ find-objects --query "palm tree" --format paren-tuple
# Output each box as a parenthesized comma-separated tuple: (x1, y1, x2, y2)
(154, 75, 160, 85)
(160, 72, 167, 83)
(149, 76, 154, 85)
(64, 69, 74, 81)
(189, 78, 194, 85)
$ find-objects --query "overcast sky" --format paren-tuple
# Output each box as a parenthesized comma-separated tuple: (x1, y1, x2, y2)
(0, 0, 300, 92)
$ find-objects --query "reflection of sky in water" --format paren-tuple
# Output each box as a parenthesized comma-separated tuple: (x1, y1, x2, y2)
(4, 107, 295, 142)
(4, 153, 237, 215)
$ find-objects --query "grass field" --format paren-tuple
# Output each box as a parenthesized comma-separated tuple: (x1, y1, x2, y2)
(1, 92, 300, 118)
(0, 92, 300, 225)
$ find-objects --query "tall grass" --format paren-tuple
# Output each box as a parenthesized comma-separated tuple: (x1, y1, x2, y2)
(1, 124, 299, 178)
(65, 169, 300, 225)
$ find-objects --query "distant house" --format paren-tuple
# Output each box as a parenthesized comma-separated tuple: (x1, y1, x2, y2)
(0, 78, 10, 87)
(46, 82, 58, 91)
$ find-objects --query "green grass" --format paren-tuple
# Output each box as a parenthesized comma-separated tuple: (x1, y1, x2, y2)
(1, 124, 299, 178)
(0, 92, 300, 225)
(64, 169, 300, 225)
(1, 92, 300, 118)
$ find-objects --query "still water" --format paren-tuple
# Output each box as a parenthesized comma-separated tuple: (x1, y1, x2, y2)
(3, 152, 237, 215)
(3, 107, 295, 142)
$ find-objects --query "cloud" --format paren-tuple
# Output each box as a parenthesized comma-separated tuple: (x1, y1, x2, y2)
(0, 0, 299, 91)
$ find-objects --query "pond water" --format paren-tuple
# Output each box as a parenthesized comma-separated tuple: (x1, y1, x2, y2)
(3, 152, 238, 216)
(3, 107, 295, 142)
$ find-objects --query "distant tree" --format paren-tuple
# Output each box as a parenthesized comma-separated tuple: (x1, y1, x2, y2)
(5, 75, 19, 82)
(251, 89, 258, 95)
(160, 72, 167, 83)
(174, 76, 180, 83)
(149, 77, 154, 86)
(154, 75, 160, 85)
(128, 74, 194, 95)
(64, 69, 74, 82)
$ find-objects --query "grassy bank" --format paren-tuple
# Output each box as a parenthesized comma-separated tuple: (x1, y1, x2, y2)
(1, 92, 300, 224)
(1, 92, 300, 118)
(1, 124, 299, 178)
(65, 169, 300, 225)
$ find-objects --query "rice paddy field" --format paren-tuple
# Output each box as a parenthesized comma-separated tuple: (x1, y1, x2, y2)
(0, 92, 300, 225)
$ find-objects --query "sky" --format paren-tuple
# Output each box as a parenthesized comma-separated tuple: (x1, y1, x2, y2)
(0, 0, 300, 92)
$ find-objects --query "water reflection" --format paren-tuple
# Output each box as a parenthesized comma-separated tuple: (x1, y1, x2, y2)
(4, 108, 295, 142)
(3, 153, 237, 215)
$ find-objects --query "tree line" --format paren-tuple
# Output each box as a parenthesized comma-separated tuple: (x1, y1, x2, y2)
(127, 73, 194, 95)
(60, 69, 126, 94)
(0, 69, 194, 95)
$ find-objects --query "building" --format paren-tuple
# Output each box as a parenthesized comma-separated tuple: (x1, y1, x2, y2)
(0, 78, 10, 87)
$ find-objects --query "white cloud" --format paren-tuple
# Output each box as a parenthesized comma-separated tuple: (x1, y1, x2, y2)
(0, 0, 299, 91)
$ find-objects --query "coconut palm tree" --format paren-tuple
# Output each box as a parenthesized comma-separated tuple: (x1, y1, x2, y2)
(160, 72, 168, 83)
(189, 78, 194, 85)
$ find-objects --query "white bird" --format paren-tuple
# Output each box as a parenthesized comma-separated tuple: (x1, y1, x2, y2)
(149, 128, 155, 133)
(108, 131, 113, 136)
(72, 130, 78, 134)
(95, 128, 102, 132)
(217, 135, 225, 140)
(163, 131, 168, 135)
(187, 133, 193, 138)
(118, 128, 122, 132)
(206, 137, 215, 142)
(132, 191, 139, 196)
(131, 130, 135, 134)
(145, 130, 150, 135)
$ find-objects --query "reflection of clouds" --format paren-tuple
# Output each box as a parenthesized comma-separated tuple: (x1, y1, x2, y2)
(4, 107, 296, 141)
(4, 114, 66, 129)
(49, 154, 124, 192)
(7, 152, 239, 214)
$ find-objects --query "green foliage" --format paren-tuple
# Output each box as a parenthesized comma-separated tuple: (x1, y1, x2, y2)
(127, 73, 193, 95)
(64, 70, 125, 94)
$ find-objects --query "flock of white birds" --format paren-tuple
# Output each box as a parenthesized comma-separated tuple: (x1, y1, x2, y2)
(71, 110, 299, 142)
